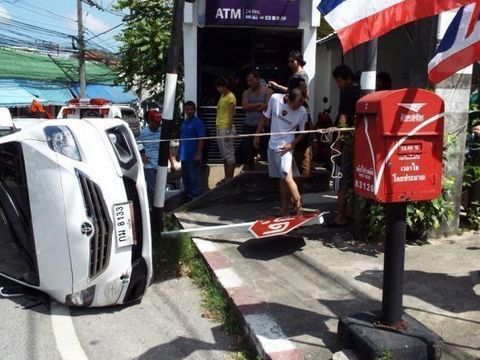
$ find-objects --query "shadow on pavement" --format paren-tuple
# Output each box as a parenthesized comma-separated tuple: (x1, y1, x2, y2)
(258, 302, 343, 354)
(0, 276, 50, 313)
(319, 297, 480, 358)
(356, 269, 480, 313)
(137, 325, 234, 359)
(238, 236, 306, 261)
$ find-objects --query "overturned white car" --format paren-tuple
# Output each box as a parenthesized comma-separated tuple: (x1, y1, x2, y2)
(0, 109, 152, 307)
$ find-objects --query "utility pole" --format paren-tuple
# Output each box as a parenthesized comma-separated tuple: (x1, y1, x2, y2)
(77, 0, 87, 98)
(153, 0, 186, 234)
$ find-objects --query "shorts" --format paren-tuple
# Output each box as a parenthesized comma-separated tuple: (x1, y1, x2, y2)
(267, 147, 299, 178)
(293, 145, 313, 178)
(217, 127, 236, 164)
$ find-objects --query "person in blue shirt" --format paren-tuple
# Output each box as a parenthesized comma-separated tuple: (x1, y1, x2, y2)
(179, 101, 205, 199)
(137, 109, 162, 208)
(137, 109, 178, 209)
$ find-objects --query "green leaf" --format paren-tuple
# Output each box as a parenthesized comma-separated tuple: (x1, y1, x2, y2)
(415, 209, 425, 220)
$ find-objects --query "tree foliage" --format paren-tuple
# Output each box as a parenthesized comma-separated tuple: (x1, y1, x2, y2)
(114, 0, 173, 95)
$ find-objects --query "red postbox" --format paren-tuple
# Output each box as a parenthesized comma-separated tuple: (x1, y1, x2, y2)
(354, 88, 444, 203)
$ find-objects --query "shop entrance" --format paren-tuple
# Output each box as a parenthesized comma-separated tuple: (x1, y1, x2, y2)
(197, 27, 302, 163)
(198, 27, 302, 105)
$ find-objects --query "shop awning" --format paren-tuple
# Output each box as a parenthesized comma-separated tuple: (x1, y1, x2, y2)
(15, 80, 73, 106)
(70, 84, 138, 104)
(0, 80, 45, 107)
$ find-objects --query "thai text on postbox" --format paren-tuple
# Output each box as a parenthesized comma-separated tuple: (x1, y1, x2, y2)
(354, 89, 444, 203)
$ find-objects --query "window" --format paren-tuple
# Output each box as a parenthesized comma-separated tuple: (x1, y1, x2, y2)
(120, 109, 137, 120)
(0, 142, 39, 285)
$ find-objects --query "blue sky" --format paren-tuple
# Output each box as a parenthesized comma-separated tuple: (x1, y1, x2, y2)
(0, 0, 125, 53)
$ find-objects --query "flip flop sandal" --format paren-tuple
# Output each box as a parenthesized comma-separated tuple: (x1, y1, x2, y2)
(322, 218, 347, 228)
(215, 179, 226, 187)
(293, 199, 304, 215)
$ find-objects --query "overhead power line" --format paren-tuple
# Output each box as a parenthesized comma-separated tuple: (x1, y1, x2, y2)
(82, 0, 104, 11)
(81, 0, 126, 17)
(0, 17, 74, 38)
(4, 0, 77, 23)
(85, 23, 122, 41)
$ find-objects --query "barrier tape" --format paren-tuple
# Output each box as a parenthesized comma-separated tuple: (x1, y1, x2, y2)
(137, 126, 355, 143)
(137, 126, 356, 182)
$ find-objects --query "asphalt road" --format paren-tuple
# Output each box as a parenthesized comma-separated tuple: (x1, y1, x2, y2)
(0, 276, 236, 360)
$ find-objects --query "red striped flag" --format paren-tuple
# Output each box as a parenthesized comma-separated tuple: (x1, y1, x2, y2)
(318, 0, 477, 52)
(428, 3, 480, 84)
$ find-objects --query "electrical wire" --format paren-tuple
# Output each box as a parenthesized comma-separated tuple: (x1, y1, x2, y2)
(0, 11, 76, 34)
(82, 0, 126, 17)
(3, 0, 77, 23)
(0, 1, 120, 58)
(0, 15, 75, 53)
(85, 23, 122, 41)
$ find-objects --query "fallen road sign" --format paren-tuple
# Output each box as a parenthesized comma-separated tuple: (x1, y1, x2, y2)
(249, 212, 321, 238)
(161, 222, 254, 238)
(161, 211, 324, 239)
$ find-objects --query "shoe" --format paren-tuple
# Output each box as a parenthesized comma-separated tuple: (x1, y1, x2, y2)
(322, 218, 347, 228)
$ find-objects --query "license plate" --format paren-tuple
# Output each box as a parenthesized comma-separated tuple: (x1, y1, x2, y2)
(113, 202, 134, 248)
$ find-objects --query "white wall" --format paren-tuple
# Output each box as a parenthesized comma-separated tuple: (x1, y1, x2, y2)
(301, 0, 320, 119)
(315, 38, 342, 121)
(183, 2, 198, 104)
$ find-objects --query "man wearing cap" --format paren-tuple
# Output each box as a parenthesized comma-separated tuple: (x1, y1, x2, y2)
(137, 109, 163, 208)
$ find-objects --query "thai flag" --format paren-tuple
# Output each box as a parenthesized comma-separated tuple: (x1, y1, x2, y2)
(317, 0, 476, 52)
(428, 3, 480, 84)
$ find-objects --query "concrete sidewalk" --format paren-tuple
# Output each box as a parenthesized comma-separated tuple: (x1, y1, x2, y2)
(175, 173, 480, 360)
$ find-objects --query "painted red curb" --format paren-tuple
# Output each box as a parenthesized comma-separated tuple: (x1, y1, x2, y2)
(192, 237, 304, 360)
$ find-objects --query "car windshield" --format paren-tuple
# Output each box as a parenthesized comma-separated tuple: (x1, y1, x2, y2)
(0, 142, 39, 285)
(81, 109, 104, 118)
(120, 109, 137, 119)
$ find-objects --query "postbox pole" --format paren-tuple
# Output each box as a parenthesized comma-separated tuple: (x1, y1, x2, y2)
(381, 202, 407, 325)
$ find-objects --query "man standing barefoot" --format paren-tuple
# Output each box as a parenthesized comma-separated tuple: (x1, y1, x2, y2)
(254, 88, 308, 216)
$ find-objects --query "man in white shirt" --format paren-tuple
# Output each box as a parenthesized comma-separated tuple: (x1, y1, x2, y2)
(254, 88, 308, 216)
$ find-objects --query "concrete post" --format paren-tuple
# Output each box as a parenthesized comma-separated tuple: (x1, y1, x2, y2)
(77, 0, 86, 98)
(435, 11, 472, 234)
(153, 0, 185, 234)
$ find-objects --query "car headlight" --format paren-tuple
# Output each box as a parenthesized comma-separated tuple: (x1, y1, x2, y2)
(44, 126, 81, 161)
(65, 285, 95, 307)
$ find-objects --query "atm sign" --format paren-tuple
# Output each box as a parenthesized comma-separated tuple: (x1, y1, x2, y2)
(205, 0, 300, 27)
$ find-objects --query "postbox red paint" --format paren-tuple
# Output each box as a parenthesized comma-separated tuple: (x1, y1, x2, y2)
(354, 89, 444, 203)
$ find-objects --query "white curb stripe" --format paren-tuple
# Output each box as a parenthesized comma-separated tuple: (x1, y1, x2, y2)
(193, 238, 218, 253)
(245, 313, 297, 353)
(50, 302, 88, 360)
(214, 268, 243, 288)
